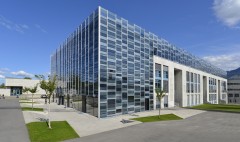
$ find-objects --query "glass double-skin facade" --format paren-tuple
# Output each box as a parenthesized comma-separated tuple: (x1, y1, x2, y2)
(51, 7, 227, 118)
(51, 9, 99, 117)
(99, 8, 155, 117)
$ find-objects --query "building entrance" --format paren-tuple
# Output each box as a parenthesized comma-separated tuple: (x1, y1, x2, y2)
(174, 69, 182, 107)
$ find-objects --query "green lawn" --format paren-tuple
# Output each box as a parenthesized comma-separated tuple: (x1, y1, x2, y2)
(27, 121, 79, 142)
(131, 114, 182, 122)
(21, 107, 43, 111)
(190, 104, 240, 113)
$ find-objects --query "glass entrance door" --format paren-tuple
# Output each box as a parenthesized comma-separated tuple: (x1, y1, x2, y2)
(11, 87, 22, 96)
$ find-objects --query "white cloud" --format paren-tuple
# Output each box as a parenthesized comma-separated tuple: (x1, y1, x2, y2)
(0, 15, 29, 33)
(0, 68, 10, 71)
(213, 0, 240, 27)
(11, 70, 34, 77)
(21, 24, 29, 29)
(0, 68, 10, 75)
(0, 75, 5, 79)
(35, 24, 47, 33)
(203, 53, 240, 71)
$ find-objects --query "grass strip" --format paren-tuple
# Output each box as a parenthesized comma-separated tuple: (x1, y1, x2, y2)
(27, 121, 79, 142)
(131, 113, 182, 122)
(22, 107, 43, 111)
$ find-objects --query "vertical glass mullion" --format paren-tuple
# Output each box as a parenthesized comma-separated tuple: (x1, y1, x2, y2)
(77, 28, 79, 95)
(80, 25, 82, 96)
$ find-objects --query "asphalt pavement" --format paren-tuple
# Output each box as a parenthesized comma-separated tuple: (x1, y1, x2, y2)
(0, 98, 30, 142)
(66, 111, 240, 142)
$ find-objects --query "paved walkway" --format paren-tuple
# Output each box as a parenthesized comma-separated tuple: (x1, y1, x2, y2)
(22, 99, 204, 137)
(0, 98, 30, 142)
(66, 111, 240, 142)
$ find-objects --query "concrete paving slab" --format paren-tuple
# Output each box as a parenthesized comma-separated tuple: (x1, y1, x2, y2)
(22, 101, 205, 137)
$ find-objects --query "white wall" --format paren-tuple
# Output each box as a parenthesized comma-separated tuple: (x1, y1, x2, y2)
(153, 56, 227, 108)
(5, 78, 46, 95)
(0, 89, 11, 96)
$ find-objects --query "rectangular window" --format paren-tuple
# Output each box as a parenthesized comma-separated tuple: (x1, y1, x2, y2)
(187, 83, 190, 93)
(163, 80, 169, 93)
(155, 63, 162, 89)
(155, 79, 161, 89)
(108, 99, 115, 110)
(163, 66, 168, 79)
(155, 70, 161, 78)
(128, 96, 134, 106)
(190, 73, 193, 83)
(186, 71, 189, 82)
(191, 83, 194, 93)
(163, 66, 169, 92)
(194, 73, 197, 83)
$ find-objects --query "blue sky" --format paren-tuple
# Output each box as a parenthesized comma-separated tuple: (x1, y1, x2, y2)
(0, 0, 240, 83)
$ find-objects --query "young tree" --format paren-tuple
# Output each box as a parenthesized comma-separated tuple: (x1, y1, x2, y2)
(155, 88, 166, 118)
(28, 85, 38, 110)
(22, 87, 30, 94)
(22, 87, 30, 100)
(35, 75, 49, 97)
(36, 74, 57, 129)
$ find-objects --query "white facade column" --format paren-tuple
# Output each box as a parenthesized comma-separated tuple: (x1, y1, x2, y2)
(168, 65, 174, 108)
(200, 74, 204, 104)
(153, 59, 156, 110)
(182, 70, 187, 107)
(206, 77, 209, 103)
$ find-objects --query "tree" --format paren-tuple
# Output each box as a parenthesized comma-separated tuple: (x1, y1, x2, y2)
(35, 75, 49, 96)
(155, 88, 166, 118)
(22, 87, 30, 94)
(28, 85, 38, 110)
(24, 77, 32, 80)
(0, 83, 5, 88)
(36, 74, 57, 129)
(22, 87, 30, 100)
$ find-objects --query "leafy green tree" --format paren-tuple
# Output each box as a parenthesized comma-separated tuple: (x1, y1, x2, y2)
(35, 75, 49, 97)
(22, 87, 30, 94)
(28, 85, 38, 110)
(24, 77, 32, 80)
(155, 88, 166, 118)
(0, 83, 5, 88)
(36, 74, 57, 129)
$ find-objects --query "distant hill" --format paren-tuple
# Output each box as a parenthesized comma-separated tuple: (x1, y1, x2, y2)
(227, 67, 240, 78)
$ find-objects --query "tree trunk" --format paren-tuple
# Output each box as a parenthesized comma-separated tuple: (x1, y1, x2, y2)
(158, 97, 161, 118)
(48, 101, 51, 129)
(32, 94, 33, 110)
(159, 107, 161, 118)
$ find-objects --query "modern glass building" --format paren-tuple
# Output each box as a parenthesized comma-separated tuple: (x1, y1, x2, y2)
(51, 7, 227, 118)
